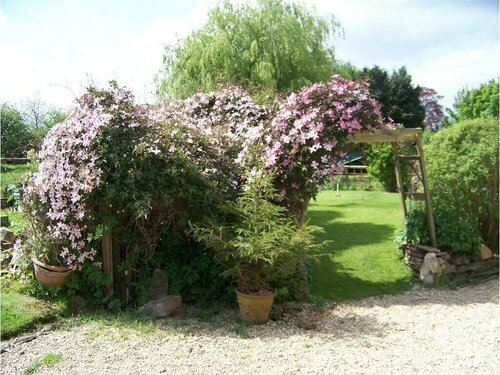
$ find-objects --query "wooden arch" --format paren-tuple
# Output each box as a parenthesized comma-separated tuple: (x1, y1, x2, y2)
(348, 127, 437, 248)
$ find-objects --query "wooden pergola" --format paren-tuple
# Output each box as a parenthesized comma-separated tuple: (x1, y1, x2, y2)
(348, 127, 437, 247)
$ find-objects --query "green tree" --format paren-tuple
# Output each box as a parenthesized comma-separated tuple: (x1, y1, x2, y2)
(446, 79, 499, 123)
(1, 104, 32, 158)
(361, 66, 424, 191)
(158, 0, 340, 99)
(361, 66, 425, 128)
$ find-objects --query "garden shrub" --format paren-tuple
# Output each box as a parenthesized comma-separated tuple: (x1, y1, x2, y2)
(426, 118, 498, 251)
(365, 143, 409, 193)
(397, 204, 482, 254)
(17, 82, 268, 305)
(398, 118, 498, 253)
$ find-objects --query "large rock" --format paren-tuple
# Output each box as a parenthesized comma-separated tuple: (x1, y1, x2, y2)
(148, 269, 169, 300)
(138, 295, 183, 319)
(0, 227, 15, 244)
(477, 244, 493, 261)
(420, 253, 442, 284)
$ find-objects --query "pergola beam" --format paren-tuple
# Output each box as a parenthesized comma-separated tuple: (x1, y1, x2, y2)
(347, 128, 422, 144)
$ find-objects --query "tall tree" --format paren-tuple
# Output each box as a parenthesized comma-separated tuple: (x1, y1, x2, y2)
(1, 104, 32, 157)
(22, 96, 48, 129)
(447, 79, 499, 123)
(420, 87, 444, 131)
(157, 0, 340, 99)
(361, 66, 425, 128)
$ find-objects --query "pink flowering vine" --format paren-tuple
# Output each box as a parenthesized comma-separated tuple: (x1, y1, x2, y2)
(263, 75, 385, 203)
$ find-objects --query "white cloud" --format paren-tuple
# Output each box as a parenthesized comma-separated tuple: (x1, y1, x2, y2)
(1, 0, 497, 111)
(309, 0, 498, 107)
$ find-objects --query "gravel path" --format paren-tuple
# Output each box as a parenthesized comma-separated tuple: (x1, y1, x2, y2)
(1, 280, 499, 375)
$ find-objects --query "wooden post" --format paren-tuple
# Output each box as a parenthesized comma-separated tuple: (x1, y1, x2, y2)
(415, 134, 438, 248)
(102, 233, 114, 291)
(391, 142, 407, 219)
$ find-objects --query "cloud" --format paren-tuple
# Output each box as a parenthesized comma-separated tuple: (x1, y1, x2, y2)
(309, 0, 498, 107)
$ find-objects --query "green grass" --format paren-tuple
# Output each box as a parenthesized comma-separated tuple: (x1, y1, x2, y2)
(0, 163, 36, 188)
(24, 353, 63, 374)
(1, 287, 54, 339)
(308, 190, 412, 301)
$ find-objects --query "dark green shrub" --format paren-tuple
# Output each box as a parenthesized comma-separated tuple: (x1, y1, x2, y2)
(366, 143, 409, 192)
(425, 118, 499, 251)
(397, 204, 482, 254)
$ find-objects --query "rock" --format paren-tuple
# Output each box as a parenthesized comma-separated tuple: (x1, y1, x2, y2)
(420, 253, 442, 284)
(298, 319, 317, 330)
(0, 227, 15, 243)
(148, 269, 169, 300)
(138, 295, 183, 319)
(477, 245, 493, 261)
(450, 253, 467, 266)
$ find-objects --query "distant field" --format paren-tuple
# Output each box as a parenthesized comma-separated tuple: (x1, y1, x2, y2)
(308, 190, 412, 301)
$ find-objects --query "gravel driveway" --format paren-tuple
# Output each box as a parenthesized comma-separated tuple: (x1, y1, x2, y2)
(1, 280, 498, 375)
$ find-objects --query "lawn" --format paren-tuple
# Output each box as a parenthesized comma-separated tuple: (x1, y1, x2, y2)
(308, 190, 412, 301)
(0, 283, 61, 339)
(1, 162, 34, 233)
(0, 163, 36, 187)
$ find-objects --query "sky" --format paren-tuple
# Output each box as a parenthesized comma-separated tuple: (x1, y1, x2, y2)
(0, 0, 498, 110)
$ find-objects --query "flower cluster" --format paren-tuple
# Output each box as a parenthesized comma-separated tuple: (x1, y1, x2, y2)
(162, 85, 268, 193)
(20, 84, 267, 270)
(22, 84, 151, 270)
(263, 75, 384, 201)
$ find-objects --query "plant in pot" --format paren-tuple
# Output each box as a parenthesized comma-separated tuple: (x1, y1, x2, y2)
(190, 166, 325, 324)
(18, 180, 74, 287)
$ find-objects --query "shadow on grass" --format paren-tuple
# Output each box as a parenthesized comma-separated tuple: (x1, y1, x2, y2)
(308, 207, 412, 301)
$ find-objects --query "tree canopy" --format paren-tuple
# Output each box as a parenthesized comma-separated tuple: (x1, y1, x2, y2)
(1, 104, 32, 158)
(447, 79, 499, 123)
(157, 0, 340, 99)
(361, 66, 425, 128)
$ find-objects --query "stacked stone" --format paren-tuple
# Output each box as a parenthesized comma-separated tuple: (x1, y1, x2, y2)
(400, 244, 451, 275)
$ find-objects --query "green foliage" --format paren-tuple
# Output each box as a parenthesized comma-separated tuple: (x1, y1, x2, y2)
(397, 204, 481, 254)
(425, 118, 499, 251)
(447, 79, 499, 123)
(361, 66, 425, 128)
(157, 239, 234, 302)
(190, 166, 325, 293)
(360, 66, 423, 192)
(1, 104, 32, 157)
(24, 353, 63, 375)
(365, 143, 409, 192)
(158, 0, 339, 99)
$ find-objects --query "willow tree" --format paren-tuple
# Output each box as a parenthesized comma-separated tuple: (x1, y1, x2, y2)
(157, 0, 340, 99)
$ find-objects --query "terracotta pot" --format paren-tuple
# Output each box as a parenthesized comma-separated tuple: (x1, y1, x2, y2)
(236, 289, 275, 324)
(32, 257, 71, 287)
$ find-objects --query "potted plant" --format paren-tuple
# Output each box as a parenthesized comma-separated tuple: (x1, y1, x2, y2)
(30, 246, 71, 287)
(190, 167, 325, 324)
(18, 195, 73, 287)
